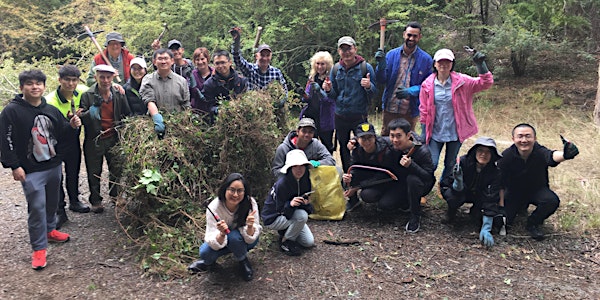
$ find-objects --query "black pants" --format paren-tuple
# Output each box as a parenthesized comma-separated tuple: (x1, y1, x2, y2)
(505, 187, 559, 225)
(318, 130, 335, 154)
(58, 133, 82, 210)
(360, 182, 405, 211)
(335, 114, 366, 172)
(361, 175, 433, 217)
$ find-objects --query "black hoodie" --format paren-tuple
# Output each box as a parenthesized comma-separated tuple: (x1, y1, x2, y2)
(0, 94, 71, 173)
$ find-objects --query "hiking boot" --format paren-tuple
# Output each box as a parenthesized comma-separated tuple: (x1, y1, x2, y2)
(280, 240, 302, 256)
(405, 215, 421, 233)
(188, 260, 211, 273)
(346, 196, 362, 212)
(91, 204, 104, 214)
(47, 229, 70, 243)
(32, 249, 47, 270)
(441, 208, 457, 224)
(239, 257, 254, 281)
(56, 209, 68, 230)
(69, 200, 90, 213)
(526, 223, 545, 241)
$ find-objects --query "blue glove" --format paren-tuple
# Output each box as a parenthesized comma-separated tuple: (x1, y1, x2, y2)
(210, 106, 219, 115)
(374, 48, 386, 70)
(479, 215, 495, 247)
(152, 113, 165, 137)
(473, 52, 489, 74)
(309, 160, 320, 168)
(395, 86, 409, 99)
(452, 162, 464, 192)
(89, 105, 101, 121)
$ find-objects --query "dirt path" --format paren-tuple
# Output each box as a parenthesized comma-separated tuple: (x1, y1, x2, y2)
(0, 167, 599, 299)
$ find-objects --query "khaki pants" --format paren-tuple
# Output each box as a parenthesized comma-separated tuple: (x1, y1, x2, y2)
(381, 110, 418, 136)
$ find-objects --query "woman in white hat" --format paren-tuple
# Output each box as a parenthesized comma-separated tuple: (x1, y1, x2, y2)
(123, 57, 148, 115)
(419, 48, 494, 185)
(261, 149, 315, 256)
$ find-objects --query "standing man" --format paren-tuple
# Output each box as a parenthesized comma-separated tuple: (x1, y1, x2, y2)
(323, 36, 377, 172)
(497, 123, 579, 240)
(46, 65, 91, 228)
(201, 49, 248, 119)
(79, 65, 131, 213)
(151, 39, 197, 90)
(87, 32, 135, 86)
(229, 28, 288, 104)
(384, 118, 435, 233)
(140, 48, 191, 138)
(374, 21, 432, 135)
(272, 118, 336, 180)
(1, 70, 80, 270)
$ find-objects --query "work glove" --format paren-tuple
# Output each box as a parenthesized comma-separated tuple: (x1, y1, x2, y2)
(310, 82, 321, 92)
(473, 52, 489, 74)
(229, 27, 241, 52)
(309, 160, 321, 168)
(374, 48, 386, 70)
(89, 105, 101, 121)
(152, 113, 166, 139)
(479, 215, 495, 247)
(560, 135, 579, 160)
(210, 106, 219, 116)
(452, 162, 464, 192)
(395, 86, 409, 100)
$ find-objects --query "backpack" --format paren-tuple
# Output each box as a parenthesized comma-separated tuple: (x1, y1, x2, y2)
(331, 60, 367, 79)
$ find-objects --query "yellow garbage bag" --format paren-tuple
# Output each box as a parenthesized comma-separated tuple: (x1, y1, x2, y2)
(308, 166, 345, 220)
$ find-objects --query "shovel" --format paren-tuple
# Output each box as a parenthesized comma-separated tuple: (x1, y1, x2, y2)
(78, 26, 121, 82)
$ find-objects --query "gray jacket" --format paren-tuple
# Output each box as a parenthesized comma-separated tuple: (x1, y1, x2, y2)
(272, 131, 336, 179)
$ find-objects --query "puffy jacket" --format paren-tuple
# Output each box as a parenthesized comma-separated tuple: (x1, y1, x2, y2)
(327, 56, 377, 117)
(272, 131, 335, 179)
(383, 134, 435, 186)
(262, 169, 313, 226)
(419, 71, 493, 143)
(375, 46, 433, 117)
(200, 68, 248, 113)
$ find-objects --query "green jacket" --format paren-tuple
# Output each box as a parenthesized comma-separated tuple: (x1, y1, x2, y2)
(79, 83, 131, 141)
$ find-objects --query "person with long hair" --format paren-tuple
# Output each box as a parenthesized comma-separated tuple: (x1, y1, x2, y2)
(188, 173, 261, 281)
(190, 47, 214, 112)
(300, 51, 336, 153)
(123, 57, 148, 115)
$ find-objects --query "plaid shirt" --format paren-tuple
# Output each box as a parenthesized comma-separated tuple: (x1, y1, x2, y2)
(232, 50, 288, 94)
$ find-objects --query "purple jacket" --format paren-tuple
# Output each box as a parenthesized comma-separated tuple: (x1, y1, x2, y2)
(419, 71, 493, 143)
(300, 76, 335, 131)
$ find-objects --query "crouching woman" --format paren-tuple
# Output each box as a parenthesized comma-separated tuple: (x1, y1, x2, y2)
(262, 150, 316, 256)
(188, 173, 261, 281)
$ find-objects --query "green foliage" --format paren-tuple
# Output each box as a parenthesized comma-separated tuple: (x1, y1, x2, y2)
(115, 84, 285, 277)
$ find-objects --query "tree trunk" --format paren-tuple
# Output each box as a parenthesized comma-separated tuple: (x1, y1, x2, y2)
(594, 61, 600, 125)
(510, 49, 527, 77)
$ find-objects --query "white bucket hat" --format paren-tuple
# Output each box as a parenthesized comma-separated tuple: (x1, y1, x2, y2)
(280, 149, 313, 174)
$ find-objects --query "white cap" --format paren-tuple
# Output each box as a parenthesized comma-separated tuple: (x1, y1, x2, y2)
(130, 57, 147, 69)
(280, 149, 313, 174)
(93, 64, 117, 74)
(433, 48, 455, 62)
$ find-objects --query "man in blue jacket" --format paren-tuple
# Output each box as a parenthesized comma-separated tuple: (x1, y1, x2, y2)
(323, 36, 377, 172)
(374, 21, 432, 136)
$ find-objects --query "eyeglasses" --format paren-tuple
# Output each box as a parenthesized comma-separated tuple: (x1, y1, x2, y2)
(226, 188, 245, 195)
(214, 61, 229, 66)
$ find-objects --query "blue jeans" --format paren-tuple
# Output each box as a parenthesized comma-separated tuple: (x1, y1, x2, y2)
(428, 139, 462, 183)
(199, 229, 259, 265)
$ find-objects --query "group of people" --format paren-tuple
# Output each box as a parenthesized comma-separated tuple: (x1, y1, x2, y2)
(0, 22, 579, 282)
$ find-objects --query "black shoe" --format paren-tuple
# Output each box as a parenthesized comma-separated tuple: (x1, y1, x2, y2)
(69, 201, 90, 213)
(188, 260, 211, 273)
(239, 258, 254, 281)
(280, 240, 302, 256)
(346, 196, 362, 212)
(405, 215, 421, 233)
(526, 223, 545, 241)
(56, 209, 68, 230)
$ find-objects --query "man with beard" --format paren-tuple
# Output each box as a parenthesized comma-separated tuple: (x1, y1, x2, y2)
(323, 36, 377, 173)
(229, 27, 288, 105)
(201, 49, 248, 122)
(498, 123, 579, 241)
(374, 21, 433, 135)
(140, 48, 191, 138)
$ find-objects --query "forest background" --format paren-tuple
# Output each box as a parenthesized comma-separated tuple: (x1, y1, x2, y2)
(0, 0, 599, 281)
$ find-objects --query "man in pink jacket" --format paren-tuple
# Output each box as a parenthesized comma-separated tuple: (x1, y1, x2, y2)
(419, 48, 493, 183)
